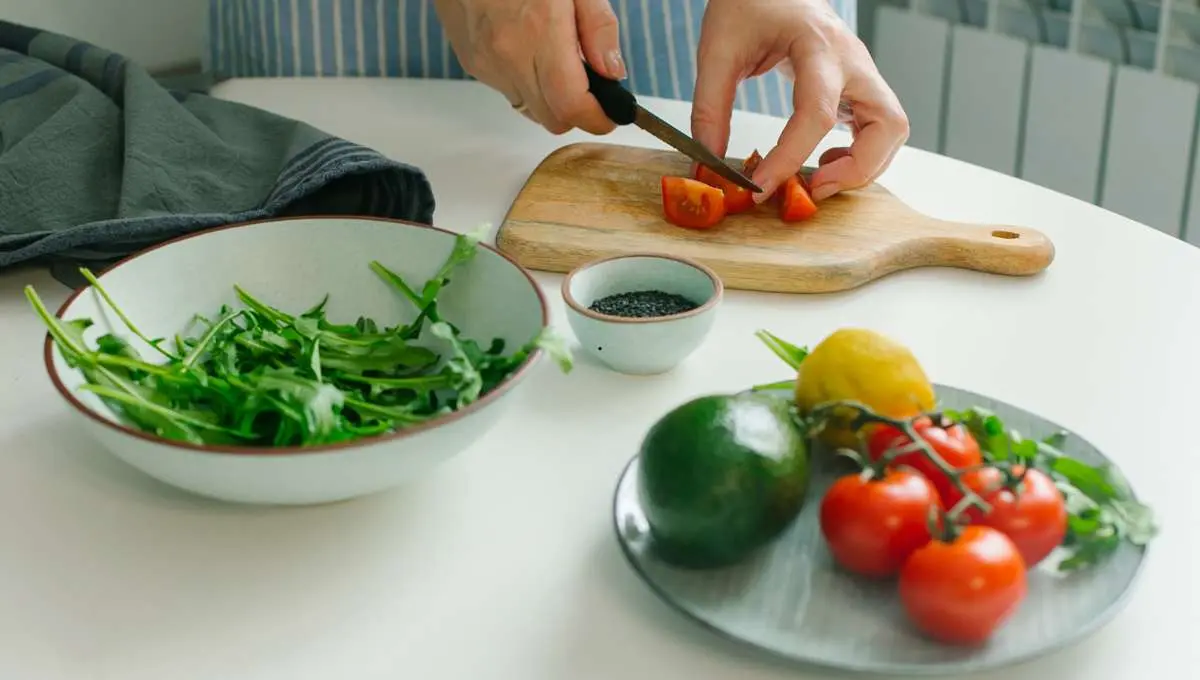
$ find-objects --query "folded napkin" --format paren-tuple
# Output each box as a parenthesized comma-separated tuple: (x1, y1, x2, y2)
(0, 21, 436, 285)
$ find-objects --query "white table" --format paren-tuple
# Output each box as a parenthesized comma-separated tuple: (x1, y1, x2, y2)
(1, 78, 1196, 680)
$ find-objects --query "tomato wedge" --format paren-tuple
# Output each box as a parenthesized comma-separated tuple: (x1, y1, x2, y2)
(743, 151, 778, 205)
(742, 150, 763, 174)
(661, 176, 726, 229)
(695, 165, 754, 214)
(779, 175, 818, 222)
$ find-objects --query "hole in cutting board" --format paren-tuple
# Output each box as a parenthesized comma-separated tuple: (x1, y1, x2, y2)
(991, 230, 1020, 239)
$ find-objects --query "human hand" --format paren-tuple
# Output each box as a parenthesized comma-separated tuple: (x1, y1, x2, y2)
(433, 0, 627, 135)
(690, 0, 909, 202)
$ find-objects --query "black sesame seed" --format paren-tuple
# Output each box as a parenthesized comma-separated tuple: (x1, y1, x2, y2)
(588, 290, 701, 318)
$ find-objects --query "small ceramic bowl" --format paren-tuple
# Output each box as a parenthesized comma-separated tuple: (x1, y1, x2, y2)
(43, 216, 548, 506)
(561, 254, 722, 375)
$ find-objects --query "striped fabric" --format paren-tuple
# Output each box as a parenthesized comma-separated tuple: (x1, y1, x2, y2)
(205, 0, 858, 117)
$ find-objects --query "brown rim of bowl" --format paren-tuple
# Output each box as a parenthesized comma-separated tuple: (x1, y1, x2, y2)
(560, 253, 724, 325)
(42, 215, 550, 457)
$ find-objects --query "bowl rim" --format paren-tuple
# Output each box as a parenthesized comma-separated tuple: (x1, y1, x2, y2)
(43, 215, 550, 457)
(560, 253, 724, 325)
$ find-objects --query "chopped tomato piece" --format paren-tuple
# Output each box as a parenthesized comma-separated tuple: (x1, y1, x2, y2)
(661, 176, 726, 229)
(779, 175, 818, 222)
(740, 151, 785, 205)
(819, 147, 852, 167)
(694, 165, 754, 214)
(742, 150, 763, 174)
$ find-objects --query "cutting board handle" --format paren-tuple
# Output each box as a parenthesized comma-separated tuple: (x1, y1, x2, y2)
(919, 221, 1055, 277)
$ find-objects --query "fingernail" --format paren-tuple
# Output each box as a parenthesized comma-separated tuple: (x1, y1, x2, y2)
(812, 183, 840, 201)
(606, 49, 627, 80)
(751, 172, 773, 203)
(753, 183, 774, 204)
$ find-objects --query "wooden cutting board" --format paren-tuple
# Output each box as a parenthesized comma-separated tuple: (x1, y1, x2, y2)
(495, 143, 1055, 294)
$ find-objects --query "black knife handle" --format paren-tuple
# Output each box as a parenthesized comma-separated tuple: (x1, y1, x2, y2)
(584, 61, 637, 126)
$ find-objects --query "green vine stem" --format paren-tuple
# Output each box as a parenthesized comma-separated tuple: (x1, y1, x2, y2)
(753, 329, 808, 371)
(803, 399, 993, 542)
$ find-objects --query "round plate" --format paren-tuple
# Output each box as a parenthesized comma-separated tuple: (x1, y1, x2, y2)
(611, 384, 1146, 675)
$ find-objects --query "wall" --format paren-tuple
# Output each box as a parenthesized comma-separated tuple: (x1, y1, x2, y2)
(872, 0, 1200, 246)
(0, 0, 208, 71)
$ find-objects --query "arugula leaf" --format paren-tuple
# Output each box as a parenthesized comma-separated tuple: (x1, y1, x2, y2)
(429, 321, 484, 407)
(369, 260, 424, 310)
(233, 286, 294, 330)
(945, 406, 1157, 570)
(530, 327, 573, 373)
(27, 226, 572, 449)
(253, 368, 346, 441)
(79, 267, 177, 361)
(422, 227, 483, 301)
(370, 228, 486, 338)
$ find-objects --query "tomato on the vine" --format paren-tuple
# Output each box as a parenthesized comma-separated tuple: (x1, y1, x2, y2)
(867, 417, 983, 502)
(944, 465, 1068, 567)
(819, 469, 939, 578)
(899, 525, 1027, 645)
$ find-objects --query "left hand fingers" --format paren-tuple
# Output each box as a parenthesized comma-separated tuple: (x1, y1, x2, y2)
(690, 14, 745, 159)
(808, 71, 909, 200)
(749, 58, 844, 201)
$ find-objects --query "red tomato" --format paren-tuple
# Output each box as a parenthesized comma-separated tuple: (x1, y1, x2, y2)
(742, 150, 763, 174)
(819, 147, 852, 167)
(944, 465, 1068, 567)
(661, 176, 726, 229)
(899, 525, 1028, 645)
(867, 417, 983, 502)
(779, 175, 818, 222)
(741, 151, 780, 205)
(819, 469, 939, 578)
(695, 165, 755, 214)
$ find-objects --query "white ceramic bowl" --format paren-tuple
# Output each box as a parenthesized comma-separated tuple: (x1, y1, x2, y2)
(561, 254, 722, 375)
(42, 217, 548, 505)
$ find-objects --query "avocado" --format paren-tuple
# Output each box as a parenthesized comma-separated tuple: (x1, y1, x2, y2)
(636, 392, 810, 569)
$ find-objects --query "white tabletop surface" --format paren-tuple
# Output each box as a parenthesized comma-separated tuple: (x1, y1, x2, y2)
(1, 78, 1197, 680)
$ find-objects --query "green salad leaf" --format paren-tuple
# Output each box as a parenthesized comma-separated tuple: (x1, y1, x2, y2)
(941, 406, 1157, 571)
(27, 230, 570, 448)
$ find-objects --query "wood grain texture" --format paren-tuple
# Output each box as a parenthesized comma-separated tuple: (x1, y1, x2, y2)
(495, 143, 1055, 294)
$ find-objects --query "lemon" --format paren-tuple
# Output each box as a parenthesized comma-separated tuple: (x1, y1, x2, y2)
(794, 328, 935, 448)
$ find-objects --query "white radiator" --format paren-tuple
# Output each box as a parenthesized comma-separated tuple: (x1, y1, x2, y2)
(871, 0, 1200, 246)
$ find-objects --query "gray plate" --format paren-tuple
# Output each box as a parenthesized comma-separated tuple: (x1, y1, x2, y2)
(611, 384, 1147, 675)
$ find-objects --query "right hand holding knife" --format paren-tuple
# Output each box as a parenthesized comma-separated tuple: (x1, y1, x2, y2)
(432, 0, 623, 136)
(433, 0, 909, 203)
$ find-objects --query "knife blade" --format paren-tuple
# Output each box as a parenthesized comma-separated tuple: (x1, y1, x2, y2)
(583, 62, 763, 193)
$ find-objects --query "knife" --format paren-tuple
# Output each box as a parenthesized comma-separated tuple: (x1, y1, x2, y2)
(583, 62, 763, 193)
